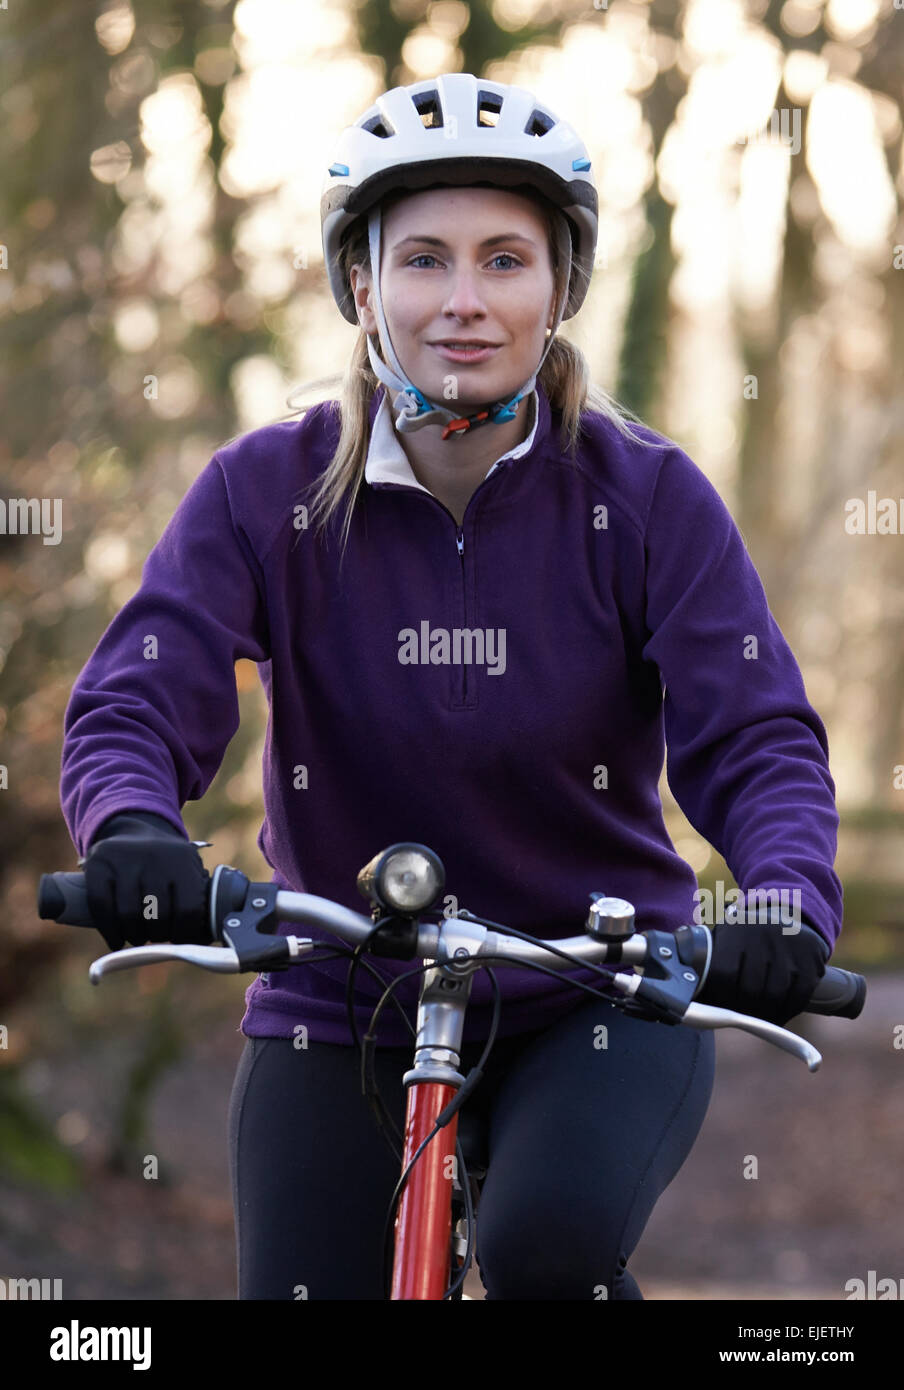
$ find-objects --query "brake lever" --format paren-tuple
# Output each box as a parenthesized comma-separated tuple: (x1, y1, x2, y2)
(679, 1000, 822, 1071)
(608, 970, 822, 1070)
(88, 942, 242, 983)
(87, 935, 315, 984)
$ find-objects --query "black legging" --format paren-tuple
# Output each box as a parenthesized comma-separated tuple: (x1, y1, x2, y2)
(227, 996, 715, 1300)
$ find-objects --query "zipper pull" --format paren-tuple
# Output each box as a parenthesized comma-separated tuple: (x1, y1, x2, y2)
(456, 529, 464, 557)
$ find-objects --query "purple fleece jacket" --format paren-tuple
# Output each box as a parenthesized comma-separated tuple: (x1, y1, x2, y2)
(60, 381, 843, 1045)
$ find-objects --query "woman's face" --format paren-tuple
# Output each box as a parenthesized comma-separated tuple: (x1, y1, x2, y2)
(350, 186, 559, 409)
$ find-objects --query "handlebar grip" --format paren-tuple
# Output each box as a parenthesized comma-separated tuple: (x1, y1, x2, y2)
(38, 871, 94, 927)
(38, 869, 218, 935)
(805, 964, 866, 1019)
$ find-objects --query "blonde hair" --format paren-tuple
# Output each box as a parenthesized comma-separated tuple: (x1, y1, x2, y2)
(284, 187, 665, 560)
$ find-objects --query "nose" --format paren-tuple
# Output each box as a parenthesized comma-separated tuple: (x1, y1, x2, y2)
(442, 266, 487, 321)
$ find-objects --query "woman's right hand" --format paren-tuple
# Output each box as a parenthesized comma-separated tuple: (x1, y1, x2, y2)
(83, 812, 211, 952)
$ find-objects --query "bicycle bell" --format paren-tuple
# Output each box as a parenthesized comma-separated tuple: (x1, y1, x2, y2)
(585, 893, 636, 941)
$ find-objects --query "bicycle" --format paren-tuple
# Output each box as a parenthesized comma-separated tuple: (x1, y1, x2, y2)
(38, 842, 866, 1301)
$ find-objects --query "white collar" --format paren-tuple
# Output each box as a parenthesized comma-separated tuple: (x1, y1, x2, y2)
(364, 389, 540, 494)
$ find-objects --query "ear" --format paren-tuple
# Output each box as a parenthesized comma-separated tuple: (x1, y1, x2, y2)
(350, 265, 377, 335)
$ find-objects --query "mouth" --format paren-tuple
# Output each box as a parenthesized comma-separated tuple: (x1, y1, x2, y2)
(430, 342, 501, 363)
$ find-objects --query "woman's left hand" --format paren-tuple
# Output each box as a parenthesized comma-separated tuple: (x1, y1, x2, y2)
(696, 920, 829, 1026)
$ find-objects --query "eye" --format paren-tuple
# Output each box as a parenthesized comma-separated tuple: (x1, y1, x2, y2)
(404, 252, 523, 270)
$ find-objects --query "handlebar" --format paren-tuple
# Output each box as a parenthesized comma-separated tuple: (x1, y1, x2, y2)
(37, 860, 867, 1071)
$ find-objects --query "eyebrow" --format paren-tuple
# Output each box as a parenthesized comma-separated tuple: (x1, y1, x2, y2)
(392, 233, 537, 250)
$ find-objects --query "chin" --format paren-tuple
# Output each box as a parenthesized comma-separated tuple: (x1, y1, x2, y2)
(417, 363, 519, 406)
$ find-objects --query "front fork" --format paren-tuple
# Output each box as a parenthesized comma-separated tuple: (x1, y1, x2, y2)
(390, 963, 473, 1301)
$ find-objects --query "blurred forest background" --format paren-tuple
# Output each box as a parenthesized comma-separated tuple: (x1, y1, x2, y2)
(0, 0, 902, 1299)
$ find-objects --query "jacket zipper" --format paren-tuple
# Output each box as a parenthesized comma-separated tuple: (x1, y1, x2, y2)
(455, 526, 468, 706)
(370, 469, 514, 709)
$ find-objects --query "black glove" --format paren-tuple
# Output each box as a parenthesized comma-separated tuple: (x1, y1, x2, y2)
(697, 919, 829, 1026)
(84, 812, 211, 952)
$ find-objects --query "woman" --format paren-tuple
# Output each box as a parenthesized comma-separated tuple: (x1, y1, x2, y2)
(61, 73, 841, 1299)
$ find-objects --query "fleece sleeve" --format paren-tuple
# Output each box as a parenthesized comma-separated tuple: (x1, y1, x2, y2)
(640, 446, 843, 954)
(60, 456, 270, 857)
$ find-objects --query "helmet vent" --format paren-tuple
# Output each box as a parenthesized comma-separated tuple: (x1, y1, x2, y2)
(477, 91, 502, 126)
(413, 91, 443, 128)
(362, 115, 394, 138)
(525, 108, 555, 137)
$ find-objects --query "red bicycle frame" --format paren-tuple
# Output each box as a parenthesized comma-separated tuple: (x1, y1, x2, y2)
(391, 1080, 460, 1299)
(386, 958, 474, 1299)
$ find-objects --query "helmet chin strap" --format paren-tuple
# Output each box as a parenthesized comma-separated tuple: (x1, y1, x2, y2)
(363, 204, 573, 439)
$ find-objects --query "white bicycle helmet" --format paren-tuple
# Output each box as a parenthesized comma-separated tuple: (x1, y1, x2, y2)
(321, 73, 599, 438)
